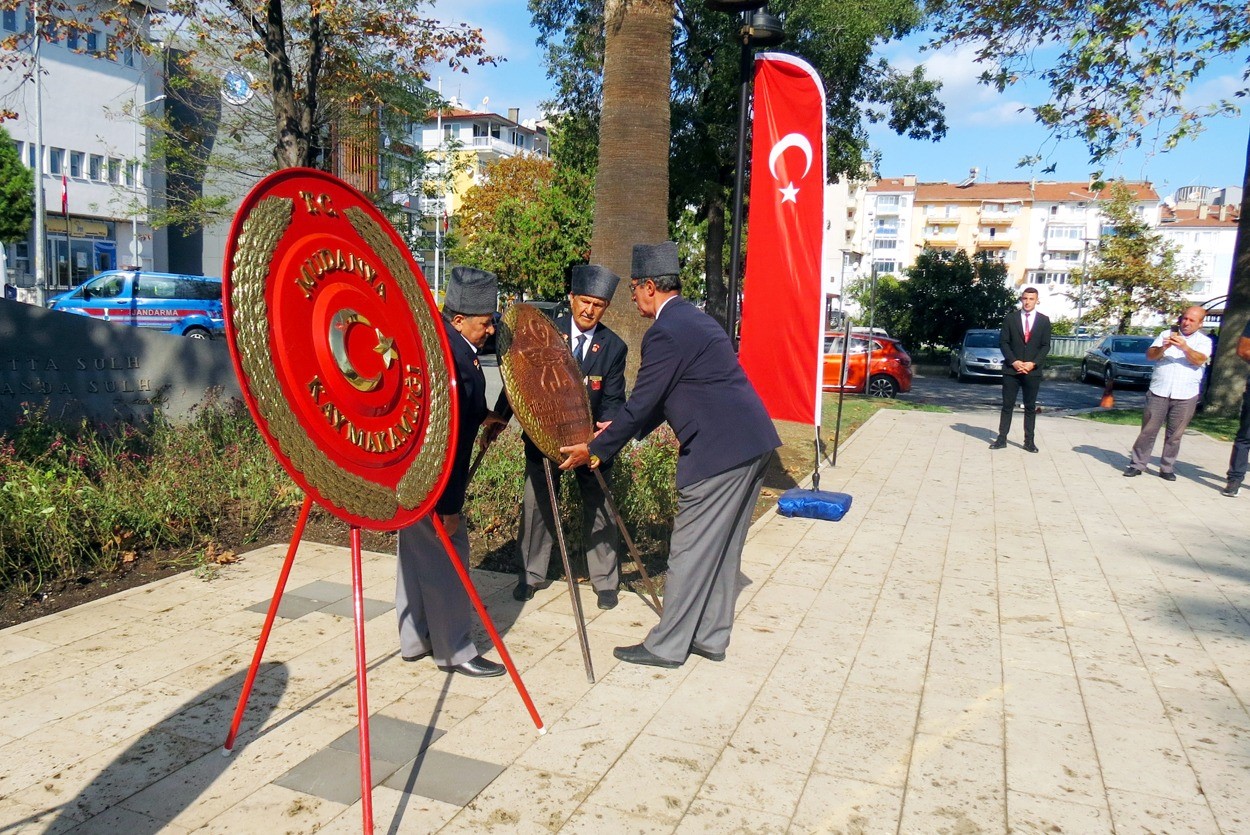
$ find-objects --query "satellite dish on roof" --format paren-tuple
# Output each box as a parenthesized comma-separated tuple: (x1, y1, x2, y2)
(480, 96, 490, 111)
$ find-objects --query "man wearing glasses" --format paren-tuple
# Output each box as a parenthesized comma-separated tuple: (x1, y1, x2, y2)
(559, 241, 780, 668)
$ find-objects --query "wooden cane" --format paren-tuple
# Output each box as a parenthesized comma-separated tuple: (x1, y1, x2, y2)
(591, 469, 663, 615)
(544, 459, 596, 683)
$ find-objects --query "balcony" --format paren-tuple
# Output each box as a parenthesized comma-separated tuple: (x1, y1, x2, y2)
(924, 215, 960, 226)
(975, 234, 1014, 248)
(979, 213, 1017, 225)
(923, 232, 959, 247)
(1045, 237, 1084, 252)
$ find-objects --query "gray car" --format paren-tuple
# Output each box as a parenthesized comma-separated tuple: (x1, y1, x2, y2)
(1081, 335, 1154, 387)
(950, 328, 1005, 381)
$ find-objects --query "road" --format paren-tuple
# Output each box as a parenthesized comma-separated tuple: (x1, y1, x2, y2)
(896, 365, 1147, 414)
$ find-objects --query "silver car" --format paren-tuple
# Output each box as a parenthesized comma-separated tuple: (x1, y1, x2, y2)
(950, 328, 1005, 381)
(1082, 335, 1154, 387)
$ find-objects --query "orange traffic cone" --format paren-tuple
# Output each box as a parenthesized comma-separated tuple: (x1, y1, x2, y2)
(1100, 377, 1115, 408)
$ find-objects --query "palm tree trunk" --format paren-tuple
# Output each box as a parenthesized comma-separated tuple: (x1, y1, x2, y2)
(592, 0, 673, 385)
(1205, 126, 1250, 415)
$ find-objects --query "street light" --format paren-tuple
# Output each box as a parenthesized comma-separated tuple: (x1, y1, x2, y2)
(705, 1, 784, 344)
(130, 92, 165, 270)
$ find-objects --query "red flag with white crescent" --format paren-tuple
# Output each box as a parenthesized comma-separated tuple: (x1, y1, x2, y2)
(61, 172, 68, 215)
(738, 53, 826, 425)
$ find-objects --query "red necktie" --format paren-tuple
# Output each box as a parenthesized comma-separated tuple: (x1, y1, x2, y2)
(1024, 314, 1031, 343)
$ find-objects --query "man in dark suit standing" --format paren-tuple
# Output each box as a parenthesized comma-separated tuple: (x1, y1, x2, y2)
(495, 265, 629, 609)
(394, 267, 505, 678)
(991, 286, 1051, 452)
(559, 241, 781, 668)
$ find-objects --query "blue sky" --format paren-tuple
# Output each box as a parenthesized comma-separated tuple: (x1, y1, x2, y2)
(434, 1, 1246, 198)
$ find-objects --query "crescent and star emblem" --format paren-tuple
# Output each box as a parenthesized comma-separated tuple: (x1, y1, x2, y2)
(768, 132, 813, 204)
(329, 309, 395, 392)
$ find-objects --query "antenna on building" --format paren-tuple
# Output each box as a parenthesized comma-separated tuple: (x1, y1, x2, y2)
(956, 167, 978, 188)
(480, 96, 490, 112)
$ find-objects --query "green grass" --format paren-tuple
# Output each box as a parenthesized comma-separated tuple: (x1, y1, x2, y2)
(1080, 408, 1240, 442)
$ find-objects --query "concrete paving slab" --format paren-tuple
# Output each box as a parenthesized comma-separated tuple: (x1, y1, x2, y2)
(2, 409, 1249, 832)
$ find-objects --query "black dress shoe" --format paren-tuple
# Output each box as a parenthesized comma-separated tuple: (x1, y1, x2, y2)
(1160, 471, 1177, 482)
(513, 581, 535, 602)
(989, 438, 1007, 450)
(1222, 478, 1242, 497)
(1123, 466, 1142, 477)
(1024, 442, 1039, 453)
(688, 645, 726, 662)
(596, 589, 619, 610)
(613, 643, 681, 668)
(402, 650, 432, 663)
(439, 655, 505, 677)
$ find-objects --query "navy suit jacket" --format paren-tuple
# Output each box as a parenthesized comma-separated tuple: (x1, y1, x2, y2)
(494, 315, 628, 464)
(590, 296, 780, 488)
(438, 316, 489, 515)
(999, 309, 1052, 376)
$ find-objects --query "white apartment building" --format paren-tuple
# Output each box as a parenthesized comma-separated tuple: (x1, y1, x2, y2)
(847, 176, 1169, 323)
(1156, 186, 1241, 308)
(2, 0, 165, 300)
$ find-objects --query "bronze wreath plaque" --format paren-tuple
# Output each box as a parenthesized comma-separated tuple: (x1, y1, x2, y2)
(497, 304, 594, 462)
(222, 169, 457, 529)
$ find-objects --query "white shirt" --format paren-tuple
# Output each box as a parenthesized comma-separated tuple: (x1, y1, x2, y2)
(570, 322, 596, 360)
(654, 295, 678, 320)
(1148, 328, 1212, 400)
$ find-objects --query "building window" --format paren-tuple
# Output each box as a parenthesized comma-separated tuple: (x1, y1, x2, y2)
(85, 30, 99, 54)
(872, 260, 898, 277)
(122, 45, 133, 66)
(66, 28, 78, 50)
(124, 160, 137, 187)
(1, 8, 16, 31)
(26, 143, 36, 168)
(1047, 224, 1082, 240)
(89, 154, 103, 180)
(876, 195, 900, 210)
(875, 218, 898, 236)
(874, 238, 898, 250)
(1046, 250, 1081, 263)
(48, 147, 64, 175)
(69, 151, 83, 177)
(107, 157, 121, 184)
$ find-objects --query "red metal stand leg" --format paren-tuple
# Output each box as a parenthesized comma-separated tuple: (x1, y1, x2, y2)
(430, 515, 545, 732)
(349, 527, 375, 834)
(222, 494, 313, 754)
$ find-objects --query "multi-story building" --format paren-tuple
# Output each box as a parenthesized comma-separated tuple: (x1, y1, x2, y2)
(2, 0, 165, 300)
(848, 175, 1163, 323)
(1157, 187, 1241, 308)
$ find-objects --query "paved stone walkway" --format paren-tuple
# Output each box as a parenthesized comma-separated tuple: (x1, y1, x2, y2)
(0, 409, 1247, 833)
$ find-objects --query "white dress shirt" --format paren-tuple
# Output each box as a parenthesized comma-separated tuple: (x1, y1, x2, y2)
(1148, 328, 1212, 400)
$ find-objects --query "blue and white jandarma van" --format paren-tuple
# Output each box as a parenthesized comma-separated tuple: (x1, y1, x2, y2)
(48, 270, 225, 339)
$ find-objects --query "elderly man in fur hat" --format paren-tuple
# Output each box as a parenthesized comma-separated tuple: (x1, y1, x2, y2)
(394, 266, 506, 677)
(487, 264, 629, 610)
(560, 242, 780, 668)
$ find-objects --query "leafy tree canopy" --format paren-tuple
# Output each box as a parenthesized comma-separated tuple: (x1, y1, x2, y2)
(926, 0, 1246, 166)
(0, 125, 33, 243)
(890, 249, 1017, 349)
(449, 150, 594, 300)
(1071, 182, 1198, 333)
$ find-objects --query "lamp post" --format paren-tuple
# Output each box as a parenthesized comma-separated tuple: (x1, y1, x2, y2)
(130, 92, 165, 270)
(705, 1, 784, 345)
(32, 0, 47, 305)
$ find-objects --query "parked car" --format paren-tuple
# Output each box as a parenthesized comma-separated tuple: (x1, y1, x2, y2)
(48, 270, 224, 339)
(1081, 334, 1155, 387)
(949, 328, 1005, 381)
(822, 332, 913, 398)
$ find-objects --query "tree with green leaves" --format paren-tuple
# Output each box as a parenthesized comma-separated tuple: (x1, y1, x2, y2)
(449, 152, 593, 300)
(0, 126, 33, 243)
(845, 272, 910, 340)
(925, 0, 1250, 412)
(1070, 183, 1197, 334)
(531, 0, 946, 330)
(898, 249, 1016, 349)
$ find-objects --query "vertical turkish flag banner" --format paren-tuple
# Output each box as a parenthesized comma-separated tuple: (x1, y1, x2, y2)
(738, 53, 826, 425)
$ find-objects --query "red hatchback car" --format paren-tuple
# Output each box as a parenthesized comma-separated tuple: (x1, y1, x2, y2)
(822, 332, 914, 398)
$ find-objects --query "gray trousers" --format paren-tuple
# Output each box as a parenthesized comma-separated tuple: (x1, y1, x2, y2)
(1130, 391, 1200, 474)
(395, 516, 479, 667)
(643, 453, 772, 663)
(518, 455, 620, 592)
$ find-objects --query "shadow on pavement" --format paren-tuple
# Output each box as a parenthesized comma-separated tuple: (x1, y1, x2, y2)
(949, 422, 997, 443)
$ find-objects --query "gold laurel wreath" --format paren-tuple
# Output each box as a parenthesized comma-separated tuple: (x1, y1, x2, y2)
(230, 196, 452, 522)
